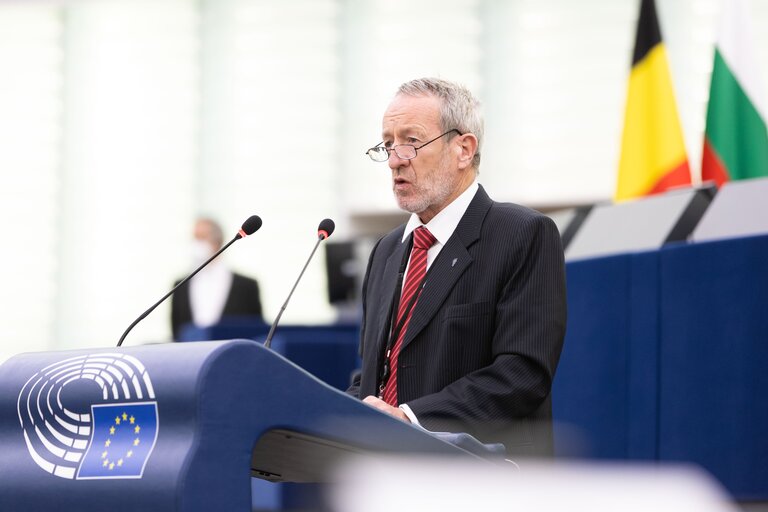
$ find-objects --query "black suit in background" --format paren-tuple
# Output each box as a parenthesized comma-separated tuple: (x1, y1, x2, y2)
(170, 273, 263, 341)
(348, 186, 567, 456)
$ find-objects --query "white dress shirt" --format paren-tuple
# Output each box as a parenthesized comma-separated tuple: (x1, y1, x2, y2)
(397, 181, 479, 426)
(189, 261, 233, 328)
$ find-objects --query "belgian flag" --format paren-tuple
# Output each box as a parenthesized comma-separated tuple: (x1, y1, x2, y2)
(615, 0, 691, 201)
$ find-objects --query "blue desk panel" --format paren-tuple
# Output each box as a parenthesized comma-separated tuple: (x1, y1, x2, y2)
(179, 322, 361, 391)
(658, 235, 768, 499)
(555, 234, 768, 499)
(553, 254, 633, 459)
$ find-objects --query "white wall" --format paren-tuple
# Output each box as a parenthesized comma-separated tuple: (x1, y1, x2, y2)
(0, 0, 766, 362)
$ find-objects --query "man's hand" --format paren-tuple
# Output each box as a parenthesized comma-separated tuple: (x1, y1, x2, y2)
(363, 395, 411, 423)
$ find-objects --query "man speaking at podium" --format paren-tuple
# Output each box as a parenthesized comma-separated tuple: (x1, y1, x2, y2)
(347, 78, 567, 456)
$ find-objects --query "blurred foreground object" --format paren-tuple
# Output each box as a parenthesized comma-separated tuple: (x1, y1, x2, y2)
(332, 457, 738, 512)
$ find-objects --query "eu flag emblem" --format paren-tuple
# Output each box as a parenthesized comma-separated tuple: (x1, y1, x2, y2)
(77, 402, 158, 479)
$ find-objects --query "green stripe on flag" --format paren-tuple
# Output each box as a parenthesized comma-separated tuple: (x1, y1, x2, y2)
(705, 49, 768, 181)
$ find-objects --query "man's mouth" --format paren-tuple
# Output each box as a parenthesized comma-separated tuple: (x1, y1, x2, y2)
(393, 177, 411, 192)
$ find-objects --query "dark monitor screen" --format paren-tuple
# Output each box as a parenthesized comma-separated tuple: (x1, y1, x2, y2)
(324, 241, 360, 304)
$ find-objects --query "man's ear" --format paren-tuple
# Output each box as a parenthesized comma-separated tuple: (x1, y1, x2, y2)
(455, 133, 478, 170)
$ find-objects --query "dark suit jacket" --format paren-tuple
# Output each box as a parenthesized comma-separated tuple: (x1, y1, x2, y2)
(171, 272, 263, 341)
(347, 186, 567, 456)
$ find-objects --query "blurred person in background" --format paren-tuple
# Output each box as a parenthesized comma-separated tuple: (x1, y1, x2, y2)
(170, 217, 263, 340)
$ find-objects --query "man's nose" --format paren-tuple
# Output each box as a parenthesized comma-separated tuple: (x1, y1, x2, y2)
(388, 150, 409, 170)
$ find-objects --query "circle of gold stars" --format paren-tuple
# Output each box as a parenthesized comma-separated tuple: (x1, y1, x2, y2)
(100, 411, 141, 471)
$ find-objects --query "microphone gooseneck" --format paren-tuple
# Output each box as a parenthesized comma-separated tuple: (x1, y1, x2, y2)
(264, 218, 335, 349)
(116, 215, 263, 347)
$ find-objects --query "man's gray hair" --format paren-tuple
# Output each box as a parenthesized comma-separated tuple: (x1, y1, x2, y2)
(397, 78, 483, 171)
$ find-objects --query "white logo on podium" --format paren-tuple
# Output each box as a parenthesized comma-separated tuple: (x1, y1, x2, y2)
(17, 353, 158, 479)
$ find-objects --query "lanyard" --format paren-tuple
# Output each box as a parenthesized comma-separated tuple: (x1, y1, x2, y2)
(377, 235, 427, 396)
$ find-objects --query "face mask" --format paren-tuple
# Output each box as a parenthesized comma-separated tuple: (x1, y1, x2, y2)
(191, 240, 215, 267)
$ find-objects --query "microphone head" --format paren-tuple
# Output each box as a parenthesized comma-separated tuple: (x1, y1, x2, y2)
(238, 215, 261, 238)
(317, 218, 335, 240)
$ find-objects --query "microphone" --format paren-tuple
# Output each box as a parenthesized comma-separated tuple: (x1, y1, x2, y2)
(264, 218, 335, 349)
(116, 215, 263, 347)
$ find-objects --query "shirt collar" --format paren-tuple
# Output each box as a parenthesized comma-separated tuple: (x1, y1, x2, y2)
(402, 181, 479, 244)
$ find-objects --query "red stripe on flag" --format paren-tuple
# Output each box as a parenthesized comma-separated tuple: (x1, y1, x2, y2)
(648, 159, 691, 195)
(701, 138, 730, 188)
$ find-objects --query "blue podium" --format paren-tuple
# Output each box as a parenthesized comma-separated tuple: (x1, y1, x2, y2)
(0, 340, 471, 511)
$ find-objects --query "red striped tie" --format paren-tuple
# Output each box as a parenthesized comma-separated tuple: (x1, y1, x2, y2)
(382, 226, 437, 406)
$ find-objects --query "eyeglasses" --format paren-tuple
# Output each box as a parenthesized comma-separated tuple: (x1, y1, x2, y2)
(365, 129, 461, 162)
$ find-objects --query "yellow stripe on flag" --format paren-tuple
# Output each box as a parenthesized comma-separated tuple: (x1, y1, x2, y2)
(616, 44, 689, 201)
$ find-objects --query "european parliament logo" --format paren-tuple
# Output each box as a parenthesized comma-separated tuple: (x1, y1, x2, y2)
(17, 353, 159, 480)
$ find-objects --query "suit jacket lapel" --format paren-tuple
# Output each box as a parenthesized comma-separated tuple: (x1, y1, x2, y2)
(400, 186, 493, 351)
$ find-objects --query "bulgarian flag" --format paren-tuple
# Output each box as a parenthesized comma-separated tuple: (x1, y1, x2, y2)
(702, 0, 768, 187)
(615, 0, 691, 201)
